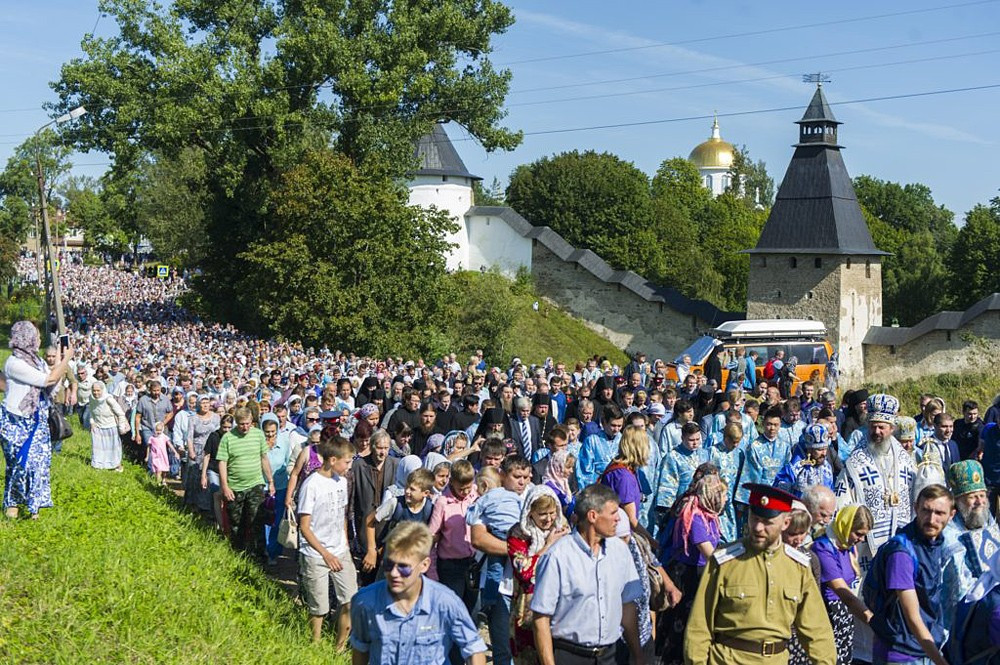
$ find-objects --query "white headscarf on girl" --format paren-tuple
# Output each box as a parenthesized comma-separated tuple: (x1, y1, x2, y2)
(375, 454, 423, 522)
(519, 484, 568, 556)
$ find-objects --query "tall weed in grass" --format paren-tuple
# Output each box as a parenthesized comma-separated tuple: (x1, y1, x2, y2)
(0, 430, 348, 664)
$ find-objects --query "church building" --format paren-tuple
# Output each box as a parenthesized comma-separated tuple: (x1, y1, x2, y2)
(688, 116, 736, 197)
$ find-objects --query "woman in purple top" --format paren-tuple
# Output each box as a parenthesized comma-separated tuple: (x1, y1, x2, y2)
(599, 425, 656, 546)
(811, 503, 876, 665)
(657, 463, 727, 665)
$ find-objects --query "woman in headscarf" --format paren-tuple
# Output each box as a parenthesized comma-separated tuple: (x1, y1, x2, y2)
(658, 463, 727, 664)
(115, 381, 141, 463)
(185, 395, 220, 513)
(442, 430, 477, 462)
(542, 448, 576, 518)
(389, 421, 413, 459)
(354, 377, 380, 408)
(88, 380, 128, 471)
(811, 504, 875, 664)
(506, 485, 569, 664)
(2, 321, 73, 519)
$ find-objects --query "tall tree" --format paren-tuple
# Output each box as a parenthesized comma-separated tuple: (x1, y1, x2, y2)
(949, 197, 1000, 309)
(53, 0, 520, 333)
(133, 147, 210, 266)
(855, 175, 957, 325)
(62, 176, 130, 255)
(0, 129, 74, 242)
(239, 148, 456, 356)
(506, 150, 655, 273)
(727, 145, 774, 208)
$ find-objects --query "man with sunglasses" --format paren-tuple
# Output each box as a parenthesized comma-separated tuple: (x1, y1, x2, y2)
(350, 522, 487, 665)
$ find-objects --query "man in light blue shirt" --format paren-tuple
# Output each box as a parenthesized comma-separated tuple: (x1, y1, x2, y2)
(531, 483, 646, 665)
(350, 522, 486, 665)
(576, 404, 625, 488)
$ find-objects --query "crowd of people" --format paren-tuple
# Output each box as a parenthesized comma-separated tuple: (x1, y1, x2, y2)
(3, 259, 1000, 665)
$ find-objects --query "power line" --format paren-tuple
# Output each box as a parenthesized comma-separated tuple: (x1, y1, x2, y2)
(508, 48, 1000, 108)
(511, 82, 1000, 138)
(500, 0, 1000, 65)
(512, 30, 1000, 94)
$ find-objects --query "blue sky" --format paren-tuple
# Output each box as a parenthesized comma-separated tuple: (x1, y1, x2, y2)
(2, 0, 998, 218)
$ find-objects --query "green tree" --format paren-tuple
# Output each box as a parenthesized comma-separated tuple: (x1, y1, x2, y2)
(61, 176, 129, 254)
(651, 157, 711, 220)
(54, 0, 520, 335)
(949, 198, 1000, 309)
(0, 129, 74, 242)
(443, 270, 518, 362)
(698, 193, 767, 311)
(727, 145, 774, 208)
(855, 175, 957, 325)
(132, 147, 210, 266)
(506, 150, 655, 271)
(473, 177, 506, 206)
(854, 176, 956, 247)
(237, 148, 456, 356)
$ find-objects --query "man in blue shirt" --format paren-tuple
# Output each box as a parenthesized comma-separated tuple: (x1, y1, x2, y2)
(350, 521, 486, 665)
(576, 404, 625, 488)
(531, 483, 645, 665)
(864, 484, 955, 665)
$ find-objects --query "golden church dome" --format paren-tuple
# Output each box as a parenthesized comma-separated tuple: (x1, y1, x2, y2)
(688, 117, 735, 169)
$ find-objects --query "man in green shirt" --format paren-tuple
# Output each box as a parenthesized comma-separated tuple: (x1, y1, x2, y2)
(218, 407, 276, 558)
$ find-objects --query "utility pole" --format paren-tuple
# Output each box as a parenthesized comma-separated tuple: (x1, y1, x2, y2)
(33, 106, 87, 339)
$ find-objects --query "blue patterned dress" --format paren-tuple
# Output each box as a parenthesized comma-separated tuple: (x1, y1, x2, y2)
(1, 395, 53, 514)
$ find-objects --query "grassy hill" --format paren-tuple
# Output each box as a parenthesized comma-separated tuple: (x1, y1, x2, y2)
(0, 428, 348, 664)
(444, 270, 629, 370)
(872, 368, 1000, 417)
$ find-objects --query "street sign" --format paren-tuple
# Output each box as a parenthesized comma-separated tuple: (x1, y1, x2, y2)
(156, 265, 168, 279)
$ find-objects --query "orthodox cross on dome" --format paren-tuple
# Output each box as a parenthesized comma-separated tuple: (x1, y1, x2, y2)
(802, 72, 832, 86)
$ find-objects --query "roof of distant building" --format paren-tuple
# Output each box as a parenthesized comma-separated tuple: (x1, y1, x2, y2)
(413, 123, 481, 180)
(747, 86, 888, 256)
(688, 116, 735, 170)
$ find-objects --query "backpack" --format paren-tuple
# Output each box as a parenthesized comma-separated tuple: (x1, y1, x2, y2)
(763, 358, 777, 381)
(862, 530, 918, 643)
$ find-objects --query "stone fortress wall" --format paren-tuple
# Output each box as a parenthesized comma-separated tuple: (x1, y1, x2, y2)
(863, 294, 1000, 385)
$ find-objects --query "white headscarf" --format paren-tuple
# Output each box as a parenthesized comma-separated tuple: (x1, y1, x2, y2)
(519, 484, 568, 556)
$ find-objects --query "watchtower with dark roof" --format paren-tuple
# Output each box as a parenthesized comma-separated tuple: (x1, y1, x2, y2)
(745, 85, 887, 384)
(409, 122, 482, 271)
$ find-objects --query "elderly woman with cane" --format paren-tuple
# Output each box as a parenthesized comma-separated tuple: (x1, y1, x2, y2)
(2, 321, 73, 519)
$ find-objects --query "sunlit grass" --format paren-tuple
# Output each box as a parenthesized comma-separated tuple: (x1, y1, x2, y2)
(0, 427, 348, 664)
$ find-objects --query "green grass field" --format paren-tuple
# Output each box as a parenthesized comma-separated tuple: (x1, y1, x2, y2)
(0, 427, 348, 664)
(510, 296, 629, 368)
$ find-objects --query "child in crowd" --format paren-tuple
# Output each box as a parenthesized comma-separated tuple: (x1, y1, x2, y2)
(467, 455, 533, 665)
(366, 468, 437, 573)
(388, 468, 435, 530)
(428, 459, 480, 633)
(297, 437, 357, 648)
(476, 466, 502, 496)
(147, 421, 170, 484)
(478, 438, 508, 470)
(432, 461, 451, 496)
(564, 418, 582, 458)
